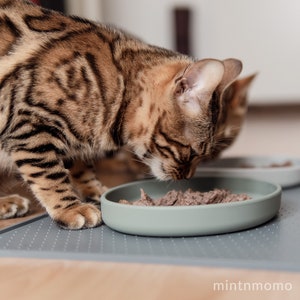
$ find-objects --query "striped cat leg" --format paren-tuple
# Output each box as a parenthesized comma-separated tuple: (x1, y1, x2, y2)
(0, 195, 29, 219)
(11, 151, 101, 230)
(69, 160, 108, 206)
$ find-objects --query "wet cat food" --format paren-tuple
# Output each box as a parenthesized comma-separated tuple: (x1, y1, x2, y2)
(241, 161, 292, 168)
(119, 188, 251, 206)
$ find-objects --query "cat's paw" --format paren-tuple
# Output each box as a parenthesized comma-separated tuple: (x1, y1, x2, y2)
(84, 184, 108, 205)
(0, 195, 30, 219)
(54, 203, 102, 230)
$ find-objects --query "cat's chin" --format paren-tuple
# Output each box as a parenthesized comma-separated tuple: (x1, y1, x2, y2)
(151, 168, 172, 181)
(152, 173, 173, 181)
(149, 160, 172, 181)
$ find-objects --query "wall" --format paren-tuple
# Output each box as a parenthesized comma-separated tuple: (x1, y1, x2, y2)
(65, 0, 102, 21)
(225, 106, 300, 157)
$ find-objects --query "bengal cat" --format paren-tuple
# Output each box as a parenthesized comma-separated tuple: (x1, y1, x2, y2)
(0, 0, 255, 229)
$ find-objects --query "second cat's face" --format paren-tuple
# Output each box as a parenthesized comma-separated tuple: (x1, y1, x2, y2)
(125, 58, 254, 180)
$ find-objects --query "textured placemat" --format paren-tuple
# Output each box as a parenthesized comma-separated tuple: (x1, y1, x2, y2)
(1, 187, 300, 272)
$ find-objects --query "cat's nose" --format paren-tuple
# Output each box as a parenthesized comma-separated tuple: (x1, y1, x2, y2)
(185, 167, 195, 179)
(172, 165, 194, 180)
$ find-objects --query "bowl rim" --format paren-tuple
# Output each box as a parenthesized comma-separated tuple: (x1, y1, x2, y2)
(101, 176, 282, 211)
(197, 155, 300, 171)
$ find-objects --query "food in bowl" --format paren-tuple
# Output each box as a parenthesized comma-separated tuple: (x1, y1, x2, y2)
(240, 161, 293, 168)
(119, 188, 251, 206)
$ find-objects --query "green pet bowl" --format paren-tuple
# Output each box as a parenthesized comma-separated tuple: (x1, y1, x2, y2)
(101, 176, 281, 237)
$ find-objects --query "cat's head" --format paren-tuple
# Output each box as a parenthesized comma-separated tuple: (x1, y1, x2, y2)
(125, 58, 255, 180)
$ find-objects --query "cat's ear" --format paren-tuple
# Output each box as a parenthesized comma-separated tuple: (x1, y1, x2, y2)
(219, 73, 257, 144)
(175, 59, 225, 116)
(217, 58, 243, 94)
(222, 73, 257, 123)
(229, 73, 257, 110)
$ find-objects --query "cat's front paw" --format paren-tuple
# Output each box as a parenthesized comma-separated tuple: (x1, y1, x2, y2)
(84, 184, 108, 205)
(0, 195, 30, 219)
(53, 203, 102, 230)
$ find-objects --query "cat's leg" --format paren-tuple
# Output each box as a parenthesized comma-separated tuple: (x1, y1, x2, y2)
(68, 160, 108, 206)
(11, 151, 101, 230)
(0, 195, 30, 219)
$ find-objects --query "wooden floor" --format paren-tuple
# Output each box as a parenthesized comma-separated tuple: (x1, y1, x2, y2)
(1, 258, 300, 300)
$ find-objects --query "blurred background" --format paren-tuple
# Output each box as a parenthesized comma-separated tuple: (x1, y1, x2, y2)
(37, 0, 300, 156)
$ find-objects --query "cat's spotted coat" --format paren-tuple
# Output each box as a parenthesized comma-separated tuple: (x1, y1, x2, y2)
(0, 0, 255, 229)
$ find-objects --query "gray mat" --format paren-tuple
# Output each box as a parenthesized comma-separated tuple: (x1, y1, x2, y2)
(1, 186, 300, 272)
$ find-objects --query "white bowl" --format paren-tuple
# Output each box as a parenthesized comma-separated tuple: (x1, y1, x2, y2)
(196, 156, 300, 188)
